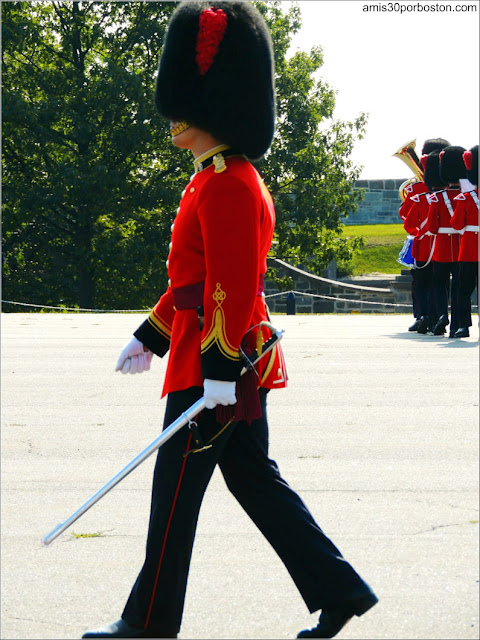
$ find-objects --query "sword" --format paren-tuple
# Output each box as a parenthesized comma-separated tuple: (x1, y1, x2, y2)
(41, 322, 283, 546)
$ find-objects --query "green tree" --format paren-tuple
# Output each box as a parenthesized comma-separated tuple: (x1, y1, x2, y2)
(2, 1, 183, 310)
(2, 1, 366, 311)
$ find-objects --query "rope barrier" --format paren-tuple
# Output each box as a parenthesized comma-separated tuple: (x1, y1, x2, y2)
(1, 300, 149, 313)
(264, 290, 412, 308)
(2, 295, 477, 312)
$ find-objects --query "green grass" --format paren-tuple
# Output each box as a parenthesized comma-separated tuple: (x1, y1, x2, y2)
(342, 223, 406, 276)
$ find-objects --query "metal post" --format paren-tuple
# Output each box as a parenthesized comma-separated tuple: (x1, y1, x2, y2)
(287, 291, 296, 315)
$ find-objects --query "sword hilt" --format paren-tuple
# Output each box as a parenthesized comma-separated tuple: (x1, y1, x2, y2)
(240, 325, 284, 371)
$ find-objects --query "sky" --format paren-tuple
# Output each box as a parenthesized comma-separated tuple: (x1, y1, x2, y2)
(287, 0, 479, 179)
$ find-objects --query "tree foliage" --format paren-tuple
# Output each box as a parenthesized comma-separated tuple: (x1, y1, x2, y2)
(2, 1, 366, 311)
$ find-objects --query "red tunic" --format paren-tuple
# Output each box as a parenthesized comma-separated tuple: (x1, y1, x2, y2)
(450, 189, 479, 262)
(134, 147, 287, 398)
(399, 181, 428, 221)
(426, 188, 462, 262)
(403, 192, 434, 262)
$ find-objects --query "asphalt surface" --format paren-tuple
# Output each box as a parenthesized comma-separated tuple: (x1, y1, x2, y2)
(1, 312, 479, 640)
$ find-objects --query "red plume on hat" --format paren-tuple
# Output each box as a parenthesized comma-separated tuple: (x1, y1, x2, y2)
(463, 150, 473, 171)
(462, 145, 478, 185)
(196, 7, 228, 76)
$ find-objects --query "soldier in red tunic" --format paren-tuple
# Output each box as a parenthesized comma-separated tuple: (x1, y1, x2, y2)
(450, 146, 479, 338)
(82, 3, 377, 639)
(399, 139, 449, 331)
(403, 150, 448, 333)
(427, 146, 467, 336)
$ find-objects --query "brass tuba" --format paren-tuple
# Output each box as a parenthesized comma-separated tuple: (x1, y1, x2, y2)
(393, 139, 424, 201)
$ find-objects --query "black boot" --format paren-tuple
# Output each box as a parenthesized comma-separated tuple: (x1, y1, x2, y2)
(82, 619, 176, 639)
(433, 314, 449, 335)
(416, 316, 429, 334)
(454, 327, 470, 338)
(297, 587, 378, 638)
(408, 318, 422, 331)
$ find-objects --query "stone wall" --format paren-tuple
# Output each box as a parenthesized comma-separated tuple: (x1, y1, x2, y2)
(265, 258, 402, 314)
(342, 179, 405, 225)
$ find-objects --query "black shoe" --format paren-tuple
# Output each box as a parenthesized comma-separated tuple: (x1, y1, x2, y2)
(297, 587, 378, 638)
(433, 314, 449, 335)
(408, 319, 422, 331)
(416, 316, 429, 334)
(82, 619, 176, 639)
(454, 327, 470, 338)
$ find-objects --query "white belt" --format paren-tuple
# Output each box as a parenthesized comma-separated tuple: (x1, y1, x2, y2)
(463, 225, 479, 233)
(437, 227, 461, 235)
(418, 230, 433, 241)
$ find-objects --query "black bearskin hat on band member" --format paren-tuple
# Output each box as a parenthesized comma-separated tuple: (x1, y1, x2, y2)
(439, 145, 467, 184)
(463, 145, 478, 186)
(421, 151, 447, 191)
(421, 138, 450, 155)
(155, 1, 276, 160)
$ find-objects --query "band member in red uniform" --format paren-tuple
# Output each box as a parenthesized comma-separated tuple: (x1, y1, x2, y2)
(404, 150, 448, 333)
(427, 146, 466, 336)
(450, 145, 479, 338)
(399, 139, 450, 222)
(399, 139, 450, 331)
(82, 3, 377, 639)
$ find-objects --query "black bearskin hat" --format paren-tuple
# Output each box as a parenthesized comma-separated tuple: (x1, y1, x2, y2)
(155, 1, 276, 160)
(421, 138, 450, 155)
(421, 151, 447, 191)
(439, 146, 467, 183)
(463, 145, 478, 186)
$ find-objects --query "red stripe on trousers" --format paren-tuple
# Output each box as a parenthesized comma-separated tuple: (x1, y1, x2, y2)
(144, 432, 193, 629)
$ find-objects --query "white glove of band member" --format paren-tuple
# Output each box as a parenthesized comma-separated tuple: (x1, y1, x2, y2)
(115, 337, 153, 375)
(203, 379, 237, 409)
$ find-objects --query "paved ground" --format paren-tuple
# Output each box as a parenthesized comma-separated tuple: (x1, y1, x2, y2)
(1, 312, 479, 640)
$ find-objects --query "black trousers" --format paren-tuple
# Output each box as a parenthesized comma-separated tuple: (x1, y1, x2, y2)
(457, 262, 479, 328)
(122, 388, 368, 636)
(432, 261, 460, 334)
(412, 262, 435, 325)
(410, 269, 419, 318)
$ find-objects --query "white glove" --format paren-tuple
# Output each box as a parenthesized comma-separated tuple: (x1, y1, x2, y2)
(203, 379, 237, 409)
(115, 337, 153, 375)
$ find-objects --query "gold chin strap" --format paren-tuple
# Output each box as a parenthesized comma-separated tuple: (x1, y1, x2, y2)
(171, 121, 190, 137)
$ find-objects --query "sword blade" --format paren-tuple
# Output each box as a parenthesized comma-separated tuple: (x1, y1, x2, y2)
(41, 326, 283, 546)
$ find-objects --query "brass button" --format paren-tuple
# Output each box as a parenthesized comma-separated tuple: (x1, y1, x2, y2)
(171, 223, 175, 231)
(168, 242, 172, 250)
(166, 260, 169, 268)
(190, 187, 195, 193)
